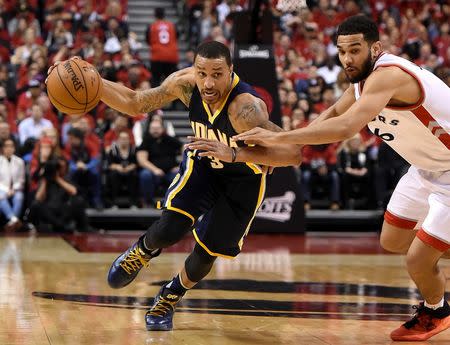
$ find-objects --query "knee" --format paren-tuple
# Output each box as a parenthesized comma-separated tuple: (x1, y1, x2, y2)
(379, 232, 408, 254)
(140, 169, 153, 181)
(302, 170, 311, 182)
(146, 210, 192, 248)
(70, 195, 86, 208)
(330, 171, 339, 182)
(406, 250, 427, 276)
(379, 222, 414, 254)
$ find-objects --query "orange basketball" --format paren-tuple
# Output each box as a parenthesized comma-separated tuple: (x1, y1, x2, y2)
(46, 59, 102, 115)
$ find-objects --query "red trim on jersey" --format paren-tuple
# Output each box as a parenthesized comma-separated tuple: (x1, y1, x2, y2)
(417, 228, 450, 252)
(412, 106, 450, 149)
(384, 210, 417, 229)
(374, 63, 425, 110)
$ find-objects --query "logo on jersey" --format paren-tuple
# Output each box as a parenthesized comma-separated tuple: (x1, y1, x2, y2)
(190, 121, 238, 148)
(256, 191, 296, 222)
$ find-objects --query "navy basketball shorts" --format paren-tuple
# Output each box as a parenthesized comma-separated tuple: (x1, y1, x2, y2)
(162, 151, 266, 258)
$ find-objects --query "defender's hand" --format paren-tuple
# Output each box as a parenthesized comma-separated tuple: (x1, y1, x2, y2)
(185, 137, 234, 163)
(232, 127, 280, 146)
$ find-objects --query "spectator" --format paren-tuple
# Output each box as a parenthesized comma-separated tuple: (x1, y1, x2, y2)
(0, 139, 25, 231)
(10, 27, 41, 66)
(29, 127, 65, 193)
(146, 7, 179, 87)
(291, 108, 308, 129)
(103, 115, 134, 153)
(0, 122, 18, 148)
(301, 144, 340, 210)
(66, 127, 102, 209)
(338, 134, 370, 209)
(137, 119, 181, 207)
(18, 103, 53, 145)
(16, 79, 46, 121)
(107, 131, 138, 208)
(71, 116, 101, 158)
(27, 138, 91, 232)
(317, 55, 341, 85)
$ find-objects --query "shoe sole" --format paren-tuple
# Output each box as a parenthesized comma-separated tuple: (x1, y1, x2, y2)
(146, 324, 173, 331)
(390, 315, 450, 341)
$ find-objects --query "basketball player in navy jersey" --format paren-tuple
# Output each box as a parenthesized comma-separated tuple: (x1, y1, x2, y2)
(49, 41, 301, 331)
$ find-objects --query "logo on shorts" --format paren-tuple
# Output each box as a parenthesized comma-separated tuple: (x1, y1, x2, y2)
(256, 191, 296, 222)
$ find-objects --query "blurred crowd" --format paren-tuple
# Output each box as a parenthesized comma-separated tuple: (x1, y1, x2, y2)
(0, 0, 448, 232)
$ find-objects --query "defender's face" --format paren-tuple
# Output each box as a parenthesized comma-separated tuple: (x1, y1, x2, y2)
(194, 56, 232, 105)
(337, 34, 375, 83)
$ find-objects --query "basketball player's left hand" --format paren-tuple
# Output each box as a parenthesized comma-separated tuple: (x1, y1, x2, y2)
(185, 137, 234, 163)
(232, 127, 279, 146)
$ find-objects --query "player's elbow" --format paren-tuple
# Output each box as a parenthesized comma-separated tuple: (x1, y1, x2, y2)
(128, 90, 145, 116)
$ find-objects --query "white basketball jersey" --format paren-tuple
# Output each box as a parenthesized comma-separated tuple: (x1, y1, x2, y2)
(354, 53, 450, 172)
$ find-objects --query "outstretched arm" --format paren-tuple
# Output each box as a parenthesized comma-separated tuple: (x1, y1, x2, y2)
(101, 67, 196, 116)
(234, 68, 400, 146)
(47, 57, 196, 117)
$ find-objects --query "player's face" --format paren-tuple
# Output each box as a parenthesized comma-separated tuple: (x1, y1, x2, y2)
(337, 34, 380, 83)
(194, 56, 233, 105)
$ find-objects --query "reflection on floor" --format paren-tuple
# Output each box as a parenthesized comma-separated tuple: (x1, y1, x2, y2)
(1, 232, 450, 345)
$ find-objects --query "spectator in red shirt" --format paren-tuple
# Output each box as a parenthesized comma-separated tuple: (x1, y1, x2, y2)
(146, 7, 179, 87)
(16, 79, 46, 122)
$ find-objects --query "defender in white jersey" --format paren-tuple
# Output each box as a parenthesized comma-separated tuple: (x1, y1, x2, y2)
(231, 15, 450, 342)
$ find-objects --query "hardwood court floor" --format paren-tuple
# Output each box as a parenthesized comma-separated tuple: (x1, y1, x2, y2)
(1, 232, 450, 345)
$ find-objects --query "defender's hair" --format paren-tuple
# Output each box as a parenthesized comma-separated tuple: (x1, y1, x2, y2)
(194, 41, 232, 66)
(336, 15, 380, 44)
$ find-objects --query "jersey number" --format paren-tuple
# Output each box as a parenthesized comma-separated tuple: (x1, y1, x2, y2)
(158, 29, 170, 44)
(209, 156, 224, 169)
(373, 128, 395, 141)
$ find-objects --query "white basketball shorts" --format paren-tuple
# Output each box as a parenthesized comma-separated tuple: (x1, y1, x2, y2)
(384, 166, 450, 251)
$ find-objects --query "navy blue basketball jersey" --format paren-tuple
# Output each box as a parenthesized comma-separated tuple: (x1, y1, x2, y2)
(189, 73, 263, 176)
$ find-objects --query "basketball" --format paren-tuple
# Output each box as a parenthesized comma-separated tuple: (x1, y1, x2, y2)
(46, 59, 102, 115)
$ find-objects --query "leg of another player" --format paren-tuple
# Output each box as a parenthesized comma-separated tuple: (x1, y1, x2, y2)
(380, 222, 450, 258)
(379, 221, 417, 254)
(391, 236, 450, 341)
(406, 237, 446, 305)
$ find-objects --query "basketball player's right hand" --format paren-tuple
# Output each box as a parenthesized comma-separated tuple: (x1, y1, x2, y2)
(45, 56, 81, 84)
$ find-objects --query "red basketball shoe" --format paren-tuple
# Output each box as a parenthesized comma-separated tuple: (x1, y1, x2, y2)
(390, 301, 450, 341)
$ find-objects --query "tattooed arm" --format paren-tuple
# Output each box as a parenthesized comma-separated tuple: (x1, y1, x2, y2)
(227, 93, 302, 167)
(101, 67, 196, 116)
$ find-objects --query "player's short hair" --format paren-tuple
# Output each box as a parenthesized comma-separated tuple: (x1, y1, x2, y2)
(336, 15, 379, 44)
(194, 41, 232, 67)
